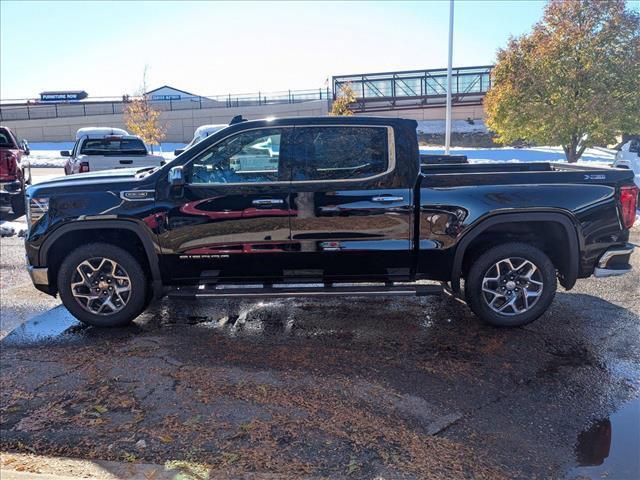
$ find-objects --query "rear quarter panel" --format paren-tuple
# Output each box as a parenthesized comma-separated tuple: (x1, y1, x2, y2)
(417, 182, 626, 280)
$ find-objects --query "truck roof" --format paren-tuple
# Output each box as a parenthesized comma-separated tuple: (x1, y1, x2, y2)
(231, 116, 417, 129)
(76, 127, 129, 140)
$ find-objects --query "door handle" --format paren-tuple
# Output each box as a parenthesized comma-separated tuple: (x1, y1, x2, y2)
(119, 160, 133, 164)
(371, 196, 404, 202)
(252, 198, 285, 206)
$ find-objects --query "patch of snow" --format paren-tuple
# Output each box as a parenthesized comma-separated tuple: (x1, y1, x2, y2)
(158, 142, 187, 153)
(0, 220, 28, 238)
(26, 150, 69, 168)
(416, 120, 487, 134)
(152, 143, 187, 161)
(419, 146, 615, 165)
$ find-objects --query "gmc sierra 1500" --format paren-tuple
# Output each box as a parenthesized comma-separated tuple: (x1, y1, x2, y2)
(24, 116, 637, 328)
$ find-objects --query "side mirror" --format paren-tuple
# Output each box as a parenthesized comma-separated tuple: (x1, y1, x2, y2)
(169, 166, 185, 187)
(60, 150, 71, 157)
(20, 140, 30, 155)
(629, 142, 639, 154)
(174, 148, 184, 156)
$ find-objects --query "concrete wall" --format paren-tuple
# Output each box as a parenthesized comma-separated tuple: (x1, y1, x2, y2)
(2, 100, 330, 143)
(355, 104, 486, 121)
(2, 100, 486, 143)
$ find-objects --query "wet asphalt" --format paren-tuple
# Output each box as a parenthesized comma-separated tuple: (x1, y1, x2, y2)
(0, 228, 638, 479)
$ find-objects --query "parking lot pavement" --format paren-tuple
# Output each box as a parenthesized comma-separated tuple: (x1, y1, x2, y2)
(0, 230, 638, 479)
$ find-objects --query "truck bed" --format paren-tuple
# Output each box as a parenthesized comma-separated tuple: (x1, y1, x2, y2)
(420, 162, 634, 188)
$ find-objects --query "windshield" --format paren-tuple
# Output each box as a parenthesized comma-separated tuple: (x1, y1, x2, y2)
(80, 138, 147, 155)
(0, 129, 17, 148)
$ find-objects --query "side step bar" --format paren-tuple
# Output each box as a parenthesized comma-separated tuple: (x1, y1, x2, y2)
(168, 283, 443, 299)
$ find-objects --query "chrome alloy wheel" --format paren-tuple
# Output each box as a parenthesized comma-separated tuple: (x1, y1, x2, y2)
(70, 257, 132, 315)
(481, 257, 544, 316)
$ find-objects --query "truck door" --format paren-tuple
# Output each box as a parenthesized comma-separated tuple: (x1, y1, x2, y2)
(287, 125, 413, 281)
(157, 127, 296, 283)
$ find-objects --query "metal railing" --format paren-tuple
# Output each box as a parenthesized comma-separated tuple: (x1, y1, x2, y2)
(333, 65, 493, 112)
(0, 87, 332, 122)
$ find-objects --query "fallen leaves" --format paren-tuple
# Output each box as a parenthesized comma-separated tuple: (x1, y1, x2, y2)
(91, 405, 108, 415)
(345, 456, 361, 475)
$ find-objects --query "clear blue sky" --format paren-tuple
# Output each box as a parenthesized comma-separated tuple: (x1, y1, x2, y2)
(1, 0, 548, 100)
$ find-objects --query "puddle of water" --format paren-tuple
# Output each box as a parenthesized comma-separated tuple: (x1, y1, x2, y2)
(1, 305, 84, 345)
(567, 396, 640, 480)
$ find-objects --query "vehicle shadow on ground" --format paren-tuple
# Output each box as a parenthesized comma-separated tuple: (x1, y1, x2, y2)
(0, 209, 23, 222)
(1, 292, 638, 479)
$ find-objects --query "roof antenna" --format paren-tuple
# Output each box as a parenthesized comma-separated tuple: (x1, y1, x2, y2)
(229, 115, 246, 125)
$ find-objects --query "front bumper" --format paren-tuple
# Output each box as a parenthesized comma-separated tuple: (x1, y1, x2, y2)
(27, 262, 55, 295)
(0, 181, 23, 212)
(594, 244, 635, 278)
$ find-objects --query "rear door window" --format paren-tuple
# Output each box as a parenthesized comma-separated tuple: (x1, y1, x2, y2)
(292, 126, 390, 181)
(80, 138, 147, 155)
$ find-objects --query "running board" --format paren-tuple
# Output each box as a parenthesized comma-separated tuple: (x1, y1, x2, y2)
(168, 283, 443, 299)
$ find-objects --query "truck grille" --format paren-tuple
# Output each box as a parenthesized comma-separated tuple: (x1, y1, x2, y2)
(28, 197, 49, 226)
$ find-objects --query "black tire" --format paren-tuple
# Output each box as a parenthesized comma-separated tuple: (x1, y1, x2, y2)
(57, 243, 148, 327)
(465, 242, 557, 327)
(11, 193, 25, 217)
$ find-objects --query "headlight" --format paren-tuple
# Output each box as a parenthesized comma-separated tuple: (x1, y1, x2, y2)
(27, 197, 49, 227)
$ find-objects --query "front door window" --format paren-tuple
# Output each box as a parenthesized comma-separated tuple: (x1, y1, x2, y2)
(190, 129, 284, 184)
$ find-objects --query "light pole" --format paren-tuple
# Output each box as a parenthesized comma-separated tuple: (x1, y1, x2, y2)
(445, 0, 454, 155)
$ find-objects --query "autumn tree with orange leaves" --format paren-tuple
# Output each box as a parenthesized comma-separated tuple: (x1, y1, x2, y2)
(124, 69, 166, 151)
(330, 83, 356, 116)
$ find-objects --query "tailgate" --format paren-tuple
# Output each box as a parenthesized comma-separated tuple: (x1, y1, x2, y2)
(79, 154, 163, 171)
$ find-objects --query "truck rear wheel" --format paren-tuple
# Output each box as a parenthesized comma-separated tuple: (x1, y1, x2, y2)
(465, 242, 557, 327)
(57, 243, 147, 327)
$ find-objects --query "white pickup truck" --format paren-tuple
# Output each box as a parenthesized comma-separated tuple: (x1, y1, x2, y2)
(173, 124, 227, 156)
(62, 128, 164, 175)
(614, 139, 640, 191)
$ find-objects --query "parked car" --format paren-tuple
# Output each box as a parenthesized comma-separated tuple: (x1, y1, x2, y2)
(614, 139, 640, 190)
(174, 124, 227, 156)
(63, 127, 164, 175)
(24, 116, 637, 328)
(0, 125, 31, 215)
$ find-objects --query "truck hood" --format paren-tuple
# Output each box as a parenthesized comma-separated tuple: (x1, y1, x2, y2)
(42, 167, 148, 184)
(26, 167, 155, 197)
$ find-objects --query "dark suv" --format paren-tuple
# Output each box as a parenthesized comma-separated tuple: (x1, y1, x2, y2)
(24, 116, 637, 328)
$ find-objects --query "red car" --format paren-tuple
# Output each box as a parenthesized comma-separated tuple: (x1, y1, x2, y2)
(0, 126, 31, 216)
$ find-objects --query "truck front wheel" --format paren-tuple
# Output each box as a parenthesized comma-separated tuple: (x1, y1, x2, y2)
(57, 243, 148, 327)
(465, 242, 557, 327)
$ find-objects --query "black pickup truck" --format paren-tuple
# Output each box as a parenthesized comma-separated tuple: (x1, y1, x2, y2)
(24, 116, 637, 328)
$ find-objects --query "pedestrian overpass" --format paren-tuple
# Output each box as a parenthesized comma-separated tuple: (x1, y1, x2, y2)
(332, 65, 493, 113)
